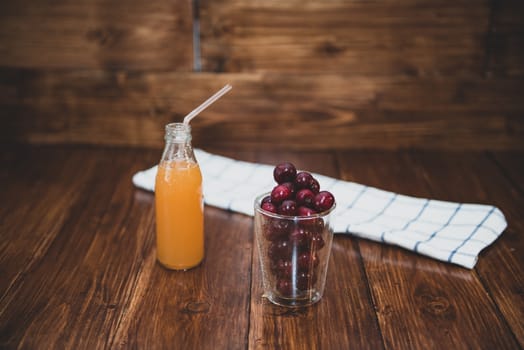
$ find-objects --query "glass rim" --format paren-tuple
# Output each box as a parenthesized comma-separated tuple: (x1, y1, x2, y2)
(254, 192, 336, 220)
(165, 122, 191, 131)
(165, 122, 191, 142)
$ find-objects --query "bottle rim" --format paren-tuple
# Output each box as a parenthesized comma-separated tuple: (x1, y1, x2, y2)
(165, 122, 191, 141)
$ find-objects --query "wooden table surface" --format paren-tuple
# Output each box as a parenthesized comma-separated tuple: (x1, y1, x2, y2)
(1, 145, 523, 349)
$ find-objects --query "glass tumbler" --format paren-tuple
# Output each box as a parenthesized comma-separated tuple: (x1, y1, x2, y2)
(254, 193, 336, 307)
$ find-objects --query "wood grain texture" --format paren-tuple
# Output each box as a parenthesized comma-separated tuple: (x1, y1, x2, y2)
(0, 147, 98, 299)
(0, 147, 150, 348)
(335, 150, 521, 349)
(1, 70, 523, 150)
(0, 0, 523, 150)
(486, 0, 524, 77)
(0, 147, 254, 348)
(490, 152, 524, 193)
(116, 206, 253, 349)
(410, 151, 524, 347)
(0, 0, 193, 70)
(0, 146, 523, 348)
(199, 0, 490, 76)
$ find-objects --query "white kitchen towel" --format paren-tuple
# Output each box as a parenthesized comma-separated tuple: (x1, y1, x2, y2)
(133, 149, 507, 269)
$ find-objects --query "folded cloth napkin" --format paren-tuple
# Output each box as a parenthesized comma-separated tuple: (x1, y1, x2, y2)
(133, 149, 507, 269)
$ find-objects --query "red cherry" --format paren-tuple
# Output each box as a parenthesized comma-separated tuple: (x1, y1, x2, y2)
(269, 219, 292, 236)
(275, 259, 293, 278)
(297, 206, 316, 217)
(278, 200, 297, 216)
(289, 227, 311, 246)
(273, 162, 297, 184)
(276, 279, 294, 296)
(310, 233, 325, 250)
(297, 252, 319, 271)
(296, 189, 315, 207)
(309, 178, 320, 194)
(281, 182, 296, 196)
(314, 191, 335, 212)
(261, 202, 277, 213)
(271, 184, 292, 204)
(263, 219, 289, 241)
(297, 271, 317, 291)
(313, 218, 325, 231)
(295, 172, 314, 189)
(261, 195, 272, 204)
(297, 206, 319, 228)
(268, 240, 291, 260)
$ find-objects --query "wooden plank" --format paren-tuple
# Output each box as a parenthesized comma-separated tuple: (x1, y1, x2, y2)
(200, 0, 490, 76)
(1, 147, 254, 348)
(0, 0, 193, 70)
(0, 146, 99, 298)
(0, 147, 145, 348)
(1, 146, 522, 348)
(335, 150, 520, 349)
(486, 0, 524, 77)
(410, 151, 524, 347)
(249, 151, 384, 349)
(490, 151, 524, 193)
(117, 209, 253, 349)
(1, 70, 523, 150)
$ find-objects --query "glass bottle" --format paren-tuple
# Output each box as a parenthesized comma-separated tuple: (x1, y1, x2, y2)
(155, 123, 204, 270)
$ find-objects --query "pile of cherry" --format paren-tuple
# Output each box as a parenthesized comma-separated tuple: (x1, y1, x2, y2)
(259, 162, 335, 297)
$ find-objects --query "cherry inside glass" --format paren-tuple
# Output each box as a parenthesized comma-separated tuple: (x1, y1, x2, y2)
(254, 193, 336, 308)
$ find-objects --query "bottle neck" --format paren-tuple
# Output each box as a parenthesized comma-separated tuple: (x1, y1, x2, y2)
(161, 123, 196, 162)
(165, 123, 192, 143)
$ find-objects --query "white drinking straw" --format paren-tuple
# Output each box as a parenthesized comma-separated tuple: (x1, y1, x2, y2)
(183, 84, 232, 125)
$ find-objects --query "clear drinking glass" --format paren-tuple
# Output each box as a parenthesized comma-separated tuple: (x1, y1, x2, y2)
(254, 193, 336, 307)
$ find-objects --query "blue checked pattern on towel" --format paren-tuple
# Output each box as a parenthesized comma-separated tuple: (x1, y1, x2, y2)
(132, 149, 507, 269)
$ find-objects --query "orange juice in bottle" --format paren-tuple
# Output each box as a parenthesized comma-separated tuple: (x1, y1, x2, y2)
(155, 123, 204, 270)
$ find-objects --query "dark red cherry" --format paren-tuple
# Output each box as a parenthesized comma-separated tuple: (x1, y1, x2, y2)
(289, 227, 311, 247)
(281, 182, 296, 196)
(297, 252, 319, 271)
(263, 220, 289, 241)
(278, 200, 297, 216)
(269, 219, 292, 236)
(297, 206, 316, 217)
(268, 240, 291, 260)
(276, 279, 294, 296)
(261, 201, 277, 213)
(310, 233, 325, 250)
(295, 172, 314, 189)
(295, 189, 315, 207)
(313, 218, 325, 231)
(261, 195, 272, 205)
(271, 184, 292, 204)
(297, 271, 317, 291)
(275, 259, 293, 278)
(309, 178, 320, 194)
(273, 162, 297, 184)
(297, 206, 319, 227)
(314, 191, 335, 212)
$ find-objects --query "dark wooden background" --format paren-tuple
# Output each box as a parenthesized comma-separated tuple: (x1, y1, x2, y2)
(1, 0, 523, 150)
